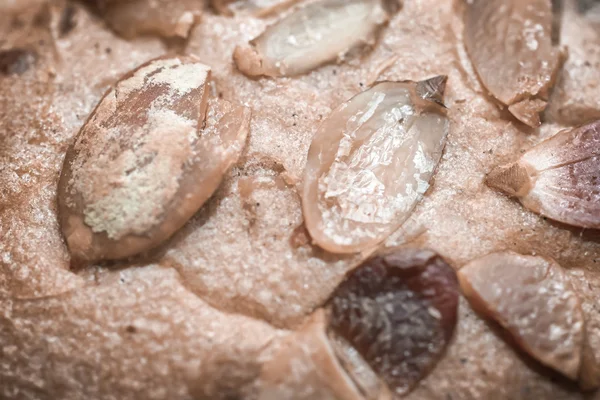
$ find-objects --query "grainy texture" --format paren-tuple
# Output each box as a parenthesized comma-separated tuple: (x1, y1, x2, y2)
(0, 0, 166, 298)
(2, 0, 600, 399)
(0, 266, 284, 400)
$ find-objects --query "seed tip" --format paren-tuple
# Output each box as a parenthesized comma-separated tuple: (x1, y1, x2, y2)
(233, 45, 264, 77)
(417, 75, 448, 107)
(508, 98, 547, 128)
(485, 162, 532, 198)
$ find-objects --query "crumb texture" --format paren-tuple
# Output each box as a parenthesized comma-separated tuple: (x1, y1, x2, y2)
(1, 0, 600, 399)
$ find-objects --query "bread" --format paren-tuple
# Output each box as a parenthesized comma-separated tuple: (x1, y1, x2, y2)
(1, 0, 600, 399)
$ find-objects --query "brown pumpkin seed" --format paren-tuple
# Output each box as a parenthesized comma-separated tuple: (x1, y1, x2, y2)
(58, 56, 250, 264)
(258, 248, 459, 399)
(94, 0, 202, 39)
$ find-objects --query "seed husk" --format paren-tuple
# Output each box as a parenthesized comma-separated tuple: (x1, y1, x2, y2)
(464, 0, 561, 127)
(486, 120, 600, 229)
(94, 0, 202, 39)
(302, 76, 449, 254)
(58, 56, 250, 264)
(258, 248, 459, 399)
(327, 248, 459, 396)
(233, 0, 395, 78)
(211, 0, 302, 17)
(459, 251, 598, 388)
(257, 309, 375, 400)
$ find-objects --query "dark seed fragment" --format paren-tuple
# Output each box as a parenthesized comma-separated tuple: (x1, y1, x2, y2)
(59, 4, 77, 37)
(0, 48, 37, 75)
(328, 248, 459, 396)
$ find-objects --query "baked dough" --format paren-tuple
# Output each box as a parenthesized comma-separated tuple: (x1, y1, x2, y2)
(1, 0, 600, 399)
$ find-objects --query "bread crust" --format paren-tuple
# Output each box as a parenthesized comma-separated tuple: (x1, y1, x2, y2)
(1, 0, 600, 399)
